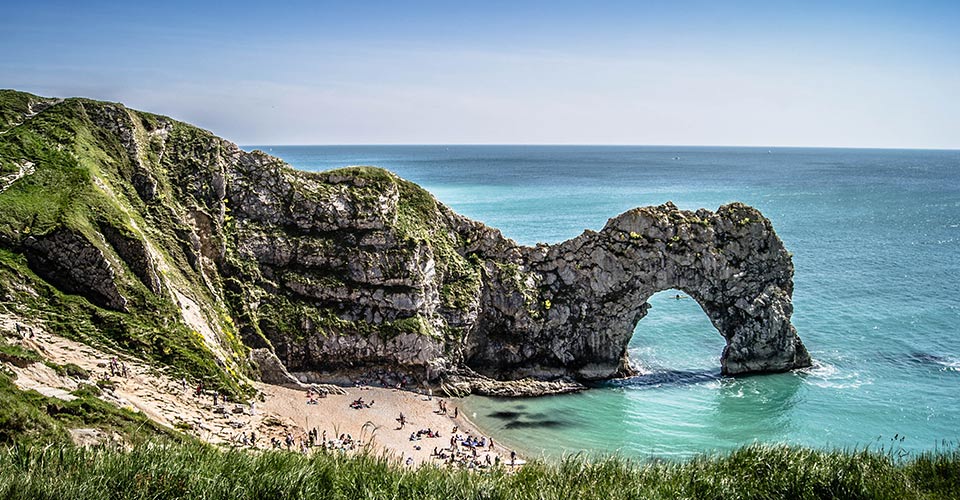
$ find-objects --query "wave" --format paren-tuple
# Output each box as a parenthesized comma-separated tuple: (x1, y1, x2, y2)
(800, 360, 869, 390)
(933, 356, 960, 372)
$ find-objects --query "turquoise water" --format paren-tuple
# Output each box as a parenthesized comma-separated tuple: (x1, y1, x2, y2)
(249, 145, 960, 459)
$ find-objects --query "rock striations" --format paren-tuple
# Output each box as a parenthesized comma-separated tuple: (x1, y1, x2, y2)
(0, 90, 811, 396)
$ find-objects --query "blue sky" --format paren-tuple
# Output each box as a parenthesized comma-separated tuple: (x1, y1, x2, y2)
(2, 1, 958, 148)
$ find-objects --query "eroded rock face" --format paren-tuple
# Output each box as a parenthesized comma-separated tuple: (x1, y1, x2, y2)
(22, 229, 128, 312)
(464, 202, 812, 380)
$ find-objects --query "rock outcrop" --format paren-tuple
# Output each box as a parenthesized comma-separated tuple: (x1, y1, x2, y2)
(465, 202, 810, 380)
(22, 230, 128, 312)
(0, 90, 812, 396)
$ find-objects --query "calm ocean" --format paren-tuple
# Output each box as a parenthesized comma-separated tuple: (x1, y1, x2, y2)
(247, 145, 960, 459)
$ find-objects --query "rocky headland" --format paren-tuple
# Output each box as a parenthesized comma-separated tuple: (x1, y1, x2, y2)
(0, 90, 811, 403)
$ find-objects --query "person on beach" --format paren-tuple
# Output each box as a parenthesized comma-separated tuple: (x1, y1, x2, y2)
(397, 412, 406, 428)
(510, 450, 516, 466)
(489, 438, 494, 451)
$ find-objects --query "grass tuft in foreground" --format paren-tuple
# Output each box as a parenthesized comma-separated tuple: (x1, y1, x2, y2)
(0, 441, 957, 499)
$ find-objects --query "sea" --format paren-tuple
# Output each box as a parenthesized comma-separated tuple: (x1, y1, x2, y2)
(246, 145, 960, 460)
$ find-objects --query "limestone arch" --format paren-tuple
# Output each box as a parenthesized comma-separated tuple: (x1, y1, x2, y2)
(464, 202, 812, 381)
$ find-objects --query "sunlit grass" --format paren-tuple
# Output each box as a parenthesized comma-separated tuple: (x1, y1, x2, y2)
(0, 441, 957, 499)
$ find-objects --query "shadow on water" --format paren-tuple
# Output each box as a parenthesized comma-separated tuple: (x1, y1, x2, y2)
(488, 411, 525, 420)
(486, 407, 574, 431)
(876, 350, 960, 373)
(504, 419, 569, 430)
(596, 367, 722, 390)
(905, 351, 948, 365)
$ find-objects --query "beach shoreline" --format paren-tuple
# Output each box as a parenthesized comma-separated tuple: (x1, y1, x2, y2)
(1, 315, 519, 467)
(257, 382, 522, 467)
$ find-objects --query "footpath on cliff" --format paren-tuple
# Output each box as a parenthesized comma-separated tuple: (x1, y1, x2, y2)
(0, 313, 516, 468)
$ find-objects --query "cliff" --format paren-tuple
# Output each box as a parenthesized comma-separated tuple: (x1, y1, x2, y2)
(0, 90, 811, 396)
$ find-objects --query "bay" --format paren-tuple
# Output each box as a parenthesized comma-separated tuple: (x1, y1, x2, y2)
(247, 145, 960, 459)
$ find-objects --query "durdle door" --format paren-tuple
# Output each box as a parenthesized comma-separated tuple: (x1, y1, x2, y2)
(464, 202, 813, 381)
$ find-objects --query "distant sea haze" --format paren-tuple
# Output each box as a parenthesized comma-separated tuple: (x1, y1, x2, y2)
(248, 145, 960, 459)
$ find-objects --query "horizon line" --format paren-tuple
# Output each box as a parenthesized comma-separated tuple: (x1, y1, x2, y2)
(239, 143, 960, 152)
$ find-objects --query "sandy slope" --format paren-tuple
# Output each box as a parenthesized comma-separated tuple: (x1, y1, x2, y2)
(0, 314, 515, 467)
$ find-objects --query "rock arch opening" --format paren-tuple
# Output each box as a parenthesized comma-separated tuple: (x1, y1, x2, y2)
(626, 289, 726, 383)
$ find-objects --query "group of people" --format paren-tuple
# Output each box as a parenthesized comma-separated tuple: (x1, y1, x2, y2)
(264, 432, 312, 453)
(14, 322, 34, 339)
(349, 397, 374, 409)
(452, 433, 492, 452)
(409, 427, 440, 441)
(237, 431, 258, 446)
(305, 387, 326, 404)
(108, 357, 128, 378)
(239, 426, 360, 455)
(428, 431, 504, 469)
(298, 428, 358, 453)
(436, 399, 458, 418)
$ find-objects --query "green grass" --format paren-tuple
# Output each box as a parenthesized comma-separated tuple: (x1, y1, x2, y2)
(0, 338, 42, 366)
(0, 441, 956, 499)
(0, 248, 249, 399)
(0, 89, 44, 134)
(0, 370, 180, 446)
(0, 91, 253, 399)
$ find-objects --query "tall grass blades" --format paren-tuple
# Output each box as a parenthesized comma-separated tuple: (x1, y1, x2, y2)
(0, 442, 958, 500)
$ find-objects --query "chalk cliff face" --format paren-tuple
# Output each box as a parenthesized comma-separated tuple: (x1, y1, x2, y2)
(0, 90, 811, 394)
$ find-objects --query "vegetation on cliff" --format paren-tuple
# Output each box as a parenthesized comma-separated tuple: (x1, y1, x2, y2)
(0, 369, 180, 446)
(0, 90, 249, 398)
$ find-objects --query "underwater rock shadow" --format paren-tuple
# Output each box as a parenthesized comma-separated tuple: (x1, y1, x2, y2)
(503, 419, 569, 430)
(488, 410, 525, 420)
(598, 367, 722, 389)
(878, 351, 960, 372)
